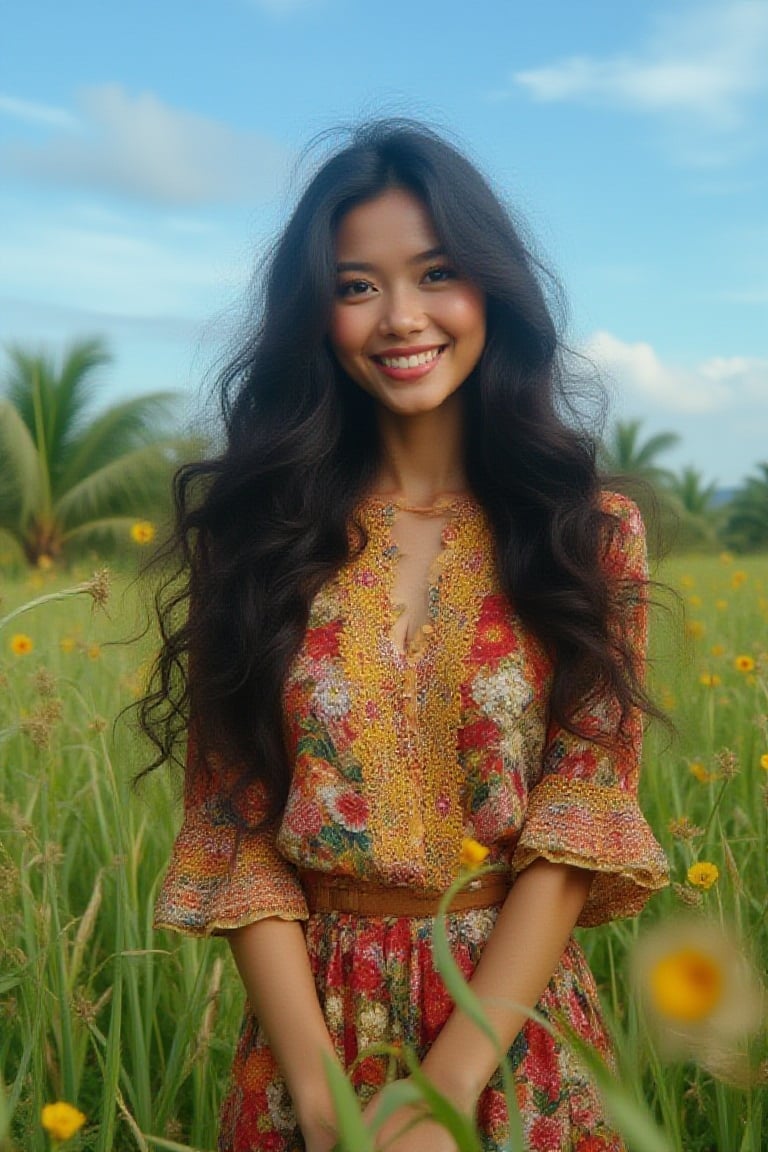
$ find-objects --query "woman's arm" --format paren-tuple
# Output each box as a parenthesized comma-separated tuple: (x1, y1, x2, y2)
(420, 858, 593, 1107)
(227, 918, 341, 1151)
(363, 858, 594, 1151)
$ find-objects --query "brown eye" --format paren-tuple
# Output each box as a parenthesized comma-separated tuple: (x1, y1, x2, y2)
(423, 266, 456, 284)
(337, 279, 374, 298)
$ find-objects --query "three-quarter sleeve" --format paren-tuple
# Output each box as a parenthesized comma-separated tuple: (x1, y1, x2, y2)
(510, 493, 669, 926)
(153, 735, 308, 937)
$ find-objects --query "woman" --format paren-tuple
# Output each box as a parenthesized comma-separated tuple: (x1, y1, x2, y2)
(145, 120, 669, 1151)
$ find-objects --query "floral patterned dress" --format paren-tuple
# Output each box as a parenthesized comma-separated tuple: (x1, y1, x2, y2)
(154, 491, 668, 1152)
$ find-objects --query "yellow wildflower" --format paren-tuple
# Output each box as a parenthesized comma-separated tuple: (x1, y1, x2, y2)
(688, 594, 702, 608)
(650, 948, 723, 1023)
(60, 636, 76, 654)
(699, 673, 721, 688)
(460, 837, 490, 870)
(730, 570, 747, 589)
(719, 551, 734, 565)
(734, 655, 755, 673)
(710, 644, 725, 658)
(689, 761, 714, 784)
(632, 918, 764, 1075)
(130, 520, 156, 545)
(686, 620, 705, 639)
(715, 600, 728, 612)
(10, 633, 34, 656)
(87, 645, 101, 661)
(41, 1101, 86, 1142)
(759, 754, 768, 772)
(37, 554, 54, 570)
(680, 575, 695, 588)
(687, 862, 719, 890)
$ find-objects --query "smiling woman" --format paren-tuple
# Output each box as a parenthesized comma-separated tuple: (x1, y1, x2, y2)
(329, 188, 486, 419)
(141, 119, 668, 1152)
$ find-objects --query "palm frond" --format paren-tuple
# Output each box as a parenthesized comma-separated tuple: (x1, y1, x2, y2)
(54, 439, 188, 531)
(48, 337, 112, 453)
(0, 400, 44, 528)
(633, 431, 681, 470)
(57, 391, 181, 497)
(3, 337, 113, 494)
(0, 525, 27, 565)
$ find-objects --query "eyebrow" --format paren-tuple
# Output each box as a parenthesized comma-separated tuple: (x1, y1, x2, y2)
(336, 246, 446, 273)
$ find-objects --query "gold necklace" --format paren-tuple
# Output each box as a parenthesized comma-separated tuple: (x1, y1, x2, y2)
(374, 493, 471, 516)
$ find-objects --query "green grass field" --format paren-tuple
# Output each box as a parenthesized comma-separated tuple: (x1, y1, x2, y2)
(1, 553, 766, 1151)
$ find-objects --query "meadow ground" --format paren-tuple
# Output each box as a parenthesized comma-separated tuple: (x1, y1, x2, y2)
(0, 552, 766, 1151)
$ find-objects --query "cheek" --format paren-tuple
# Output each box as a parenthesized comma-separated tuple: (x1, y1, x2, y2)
(445, 289, 486, 347)
(329, 307, 364, 359)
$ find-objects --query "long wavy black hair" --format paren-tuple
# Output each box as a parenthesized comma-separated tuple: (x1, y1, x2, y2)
(138, 119, 657, 823)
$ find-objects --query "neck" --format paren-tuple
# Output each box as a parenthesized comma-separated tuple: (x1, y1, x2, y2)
(371, 394, 468, 505)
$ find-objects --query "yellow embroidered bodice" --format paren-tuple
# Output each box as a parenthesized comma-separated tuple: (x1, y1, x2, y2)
(154, 492, 668, 936)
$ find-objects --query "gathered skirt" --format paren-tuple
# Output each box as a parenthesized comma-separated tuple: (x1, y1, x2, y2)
(218, 908, 625, 1151)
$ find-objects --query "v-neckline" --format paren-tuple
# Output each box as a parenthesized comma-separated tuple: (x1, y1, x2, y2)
(357, 494, 479, 663)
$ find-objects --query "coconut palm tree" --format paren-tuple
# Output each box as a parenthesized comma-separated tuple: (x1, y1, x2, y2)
(666, 467, 718, 518)
(0, 337, 187, 566)
(598, 420, 684, 555)
(664, 466, 720, 549)
(599, 419, 681, 486)
(723, 463, 768, 552)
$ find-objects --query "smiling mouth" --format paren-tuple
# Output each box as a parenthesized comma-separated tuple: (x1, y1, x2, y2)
(372, 345, 446, 370)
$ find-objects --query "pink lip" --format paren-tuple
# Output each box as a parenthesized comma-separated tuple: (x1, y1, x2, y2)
(371, 345, 446, 382)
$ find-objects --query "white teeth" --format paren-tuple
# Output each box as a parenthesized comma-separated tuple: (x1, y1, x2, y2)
(378, 347, 442, 369)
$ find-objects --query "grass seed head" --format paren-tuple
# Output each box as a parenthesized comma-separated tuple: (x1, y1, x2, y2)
(715, 748, 739, 779)
(672, 882, 704, 908)
(82, 567, 111, 612)
(668, 815, 704, 841)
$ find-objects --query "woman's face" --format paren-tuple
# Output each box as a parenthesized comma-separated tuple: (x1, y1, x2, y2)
(329, 187, 486, 418)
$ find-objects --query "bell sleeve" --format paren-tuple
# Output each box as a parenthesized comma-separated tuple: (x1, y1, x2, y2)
(153, 734, 308, 937)
(510, 493, 669, 926)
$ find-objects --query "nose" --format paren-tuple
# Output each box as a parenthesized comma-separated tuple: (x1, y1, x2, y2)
(378, 284, 428, 338)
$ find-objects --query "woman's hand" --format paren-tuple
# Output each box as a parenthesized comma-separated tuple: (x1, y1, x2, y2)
(362, 1084, 459, 1152)
(303, 1128, 339, 1152)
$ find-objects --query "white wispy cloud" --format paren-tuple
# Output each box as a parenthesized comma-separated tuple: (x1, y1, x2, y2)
(0, 219, 246, 318)
(511, 2, 768, 129)
(585, 330, 768, 414)
(4, 84, 291, 205)
(0, 93, 78, 130)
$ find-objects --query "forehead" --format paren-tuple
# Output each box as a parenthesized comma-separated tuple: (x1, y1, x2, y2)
(334, 187, 440, 260)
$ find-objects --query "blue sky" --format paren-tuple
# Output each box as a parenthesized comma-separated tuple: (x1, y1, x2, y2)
(1, 0, 766, 486)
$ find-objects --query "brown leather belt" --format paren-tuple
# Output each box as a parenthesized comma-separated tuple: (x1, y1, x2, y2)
(299, 869, 510, 917)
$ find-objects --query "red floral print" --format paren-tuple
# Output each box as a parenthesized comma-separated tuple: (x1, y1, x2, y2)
(155, 492, 664, 1151)
(304, 619, 343, 660)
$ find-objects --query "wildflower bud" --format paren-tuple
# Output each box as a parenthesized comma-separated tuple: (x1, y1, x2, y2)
(715, 748, 738, 779)
(31, 667, 57, 697)
(668, 816, 704, 841)
(459, 837, 490, 870)
(672, 882, 703, 908)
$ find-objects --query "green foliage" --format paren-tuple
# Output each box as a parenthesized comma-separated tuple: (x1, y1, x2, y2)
(600, 419, 681, 486)
(0, 338, 190, 567)
(723, 463, 768, 552)
(1, 556, 767, 1149)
